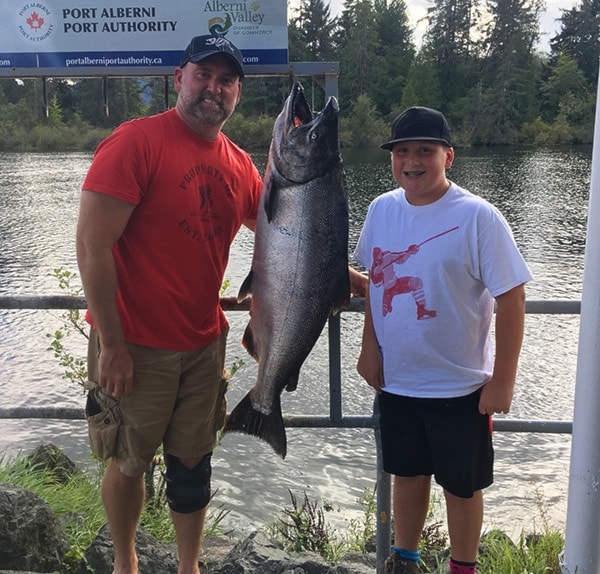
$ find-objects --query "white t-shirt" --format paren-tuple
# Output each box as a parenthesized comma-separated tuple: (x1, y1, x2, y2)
(354, 182, 533, 398)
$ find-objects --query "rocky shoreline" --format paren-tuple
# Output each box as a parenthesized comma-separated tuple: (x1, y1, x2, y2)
(0, 444, 378, 574)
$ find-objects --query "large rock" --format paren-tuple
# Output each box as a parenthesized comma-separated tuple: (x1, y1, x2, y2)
(210, 530, 376, 574)
(0, 445, 379, 573)
(23, 443, 79, 485)
(81, 523, 179, 574)
(0, 483, 69, 572)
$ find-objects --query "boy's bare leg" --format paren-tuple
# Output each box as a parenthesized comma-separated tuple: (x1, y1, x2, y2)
(393, 475, 432, 550)
(102, 459, 144, 574)
(444, 489, 483, 562)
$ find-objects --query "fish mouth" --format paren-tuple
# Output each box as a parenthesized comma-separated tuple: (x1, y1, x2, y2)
(284, 82, 339, 133)
(272, 81, 341, 184)
(286, 82, 313, 129)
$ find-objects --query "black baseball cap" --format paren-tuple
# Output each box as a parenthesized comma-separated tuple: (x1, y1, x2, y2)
(180, 35, 245, 78)
(381, 106, 452, 150)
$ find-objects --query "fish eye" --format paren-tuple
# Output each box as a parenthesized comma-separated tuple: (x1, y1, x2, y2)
(310, 132, 318, 140)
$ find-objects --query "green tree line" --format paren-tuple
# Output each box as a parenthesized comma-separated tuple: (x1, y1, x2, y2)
(1, 0, 597, 151)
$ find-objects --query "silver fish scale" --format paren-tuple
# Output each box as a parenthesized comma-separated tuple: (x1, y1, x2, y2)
(223, 82, 349, 458)
(250, 164, 349, 411)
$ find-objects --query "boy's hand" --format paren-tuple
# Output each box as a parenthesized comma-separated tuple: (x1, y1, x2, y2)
(357, 345, 384, 393)
(478, 376, 514, 415)
(349, 267, 368, 297)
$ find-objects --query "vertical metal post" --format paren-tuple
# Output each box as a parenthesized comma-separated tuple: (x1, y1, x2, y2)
(374, 395, 391, 573)
(323, 73, 338, 102)
(561, 58, 600, 574)
(328, 312, 343, 423)
(102, 77, 109, 118)
(164, 75, 170, 110)
(41, 77, 48, 118)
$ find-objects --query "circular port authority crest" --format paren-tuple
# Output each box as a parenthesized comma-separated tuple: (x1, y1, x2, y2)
(17, 2, 55, 43)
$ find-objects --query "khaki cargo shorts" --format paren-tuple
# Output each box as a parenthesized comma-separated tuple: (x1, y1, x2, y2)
(85, 328, 229, 476)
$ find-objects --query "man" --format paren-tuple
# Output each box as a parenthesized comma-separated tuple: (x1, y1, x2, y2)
(76, 35, 262, 574)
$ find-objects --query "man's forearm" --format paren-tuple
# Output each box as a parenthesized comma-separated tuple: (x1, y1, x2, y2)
(77, 245, 125, 349)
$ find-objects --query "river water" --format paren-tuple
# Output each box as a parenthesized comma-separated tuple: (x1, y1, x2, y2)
(0, 146, 591, 539)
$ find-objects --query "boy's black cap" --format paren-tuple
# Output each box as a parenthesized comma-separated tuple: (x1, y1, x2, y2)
(180, 35, 244, 78)
(381, 106, 452, 149)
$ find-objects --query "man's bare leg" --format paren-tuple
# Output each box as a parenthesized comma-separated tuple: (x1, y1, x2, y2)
(170, 455, 209, 574)
(102, 459, 144, 574)
(171, 506, 207, 574)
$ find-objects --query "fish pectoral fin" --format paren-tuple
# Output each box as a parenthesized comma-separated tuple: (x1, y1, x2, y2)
(222, 393, 287, 458)
(237, 270, 253, 302)
(332, 268, 352, 310)
(241, 323, 259, 361)
(285, 372, 300, 392)
(263, 178, 279, 223)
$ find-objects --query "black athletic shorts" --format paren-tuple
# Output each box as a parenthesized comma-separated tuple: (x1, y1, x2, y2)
(378, 389, 494, 498)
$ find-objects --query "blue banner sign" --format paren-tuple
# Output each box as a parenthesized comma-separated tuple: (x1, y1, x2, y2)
(0, 1, 288, 74)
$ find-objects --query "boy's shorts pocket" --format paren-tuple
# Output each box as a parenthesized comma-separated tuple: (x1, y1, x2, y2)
(85, 389, 120, 460)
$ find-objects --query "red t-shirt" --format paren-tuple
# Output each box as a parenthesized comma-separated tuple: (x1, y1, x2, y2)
(82, 109, 262, 350)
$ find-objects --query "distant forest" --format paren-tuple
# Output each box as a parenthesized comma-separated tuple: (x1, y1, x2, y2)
(1, 0, 598, 151)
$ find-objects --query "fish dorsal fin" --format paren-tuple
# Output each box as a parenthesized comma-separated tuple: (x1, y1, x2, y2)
(237, 270, 253, 302)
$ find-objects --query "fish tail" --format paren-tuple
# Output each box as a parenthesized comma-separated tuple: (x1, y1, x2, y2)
(222, 393, 287, 458)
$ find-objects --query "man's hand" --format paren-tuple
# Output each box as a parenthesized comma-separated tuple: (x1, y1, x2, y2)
(98, 343, 134, 398)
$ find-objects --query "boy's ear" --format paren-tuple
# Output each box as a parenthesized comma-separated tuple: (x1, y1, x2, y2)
(445, 147, 455, 169)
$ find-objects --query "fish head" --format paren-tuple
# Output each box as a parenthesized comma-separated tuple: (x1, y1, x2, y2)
(271, 82, 341, 184)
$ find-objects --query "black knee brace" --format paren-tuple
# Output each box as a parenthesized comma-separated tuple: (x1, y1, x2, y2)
(164, 452, 212, 514)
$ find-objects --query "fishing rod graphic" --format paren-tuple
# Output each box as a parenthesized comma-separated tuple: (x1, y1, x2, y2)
(416, 225, 459, 247)
(374, 226, 459, 273)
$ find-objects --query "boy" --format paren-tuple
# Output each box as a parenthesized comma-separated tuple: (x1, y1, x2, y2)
(354, 107, 532, 574)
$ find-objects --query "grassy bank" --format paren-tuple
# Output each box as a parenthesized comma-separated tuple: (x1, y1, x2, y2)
(0, 450, 564, 573)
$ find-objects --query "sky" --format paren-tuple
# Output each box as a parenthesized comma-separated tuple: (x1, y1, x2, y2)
(289, 0, 576, 53)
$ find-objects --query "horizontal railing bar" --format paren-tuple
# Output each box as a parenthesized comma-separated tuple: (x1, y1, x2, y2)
(0, 295, 87, 309)
(0, 407, 573, 434)
(0, 291, 578, 573)
(0, 295, 583, 314)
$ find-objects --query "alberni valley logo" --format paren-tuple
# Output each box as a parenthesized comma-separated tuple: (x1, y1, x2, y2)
(18, 3, 55, 43)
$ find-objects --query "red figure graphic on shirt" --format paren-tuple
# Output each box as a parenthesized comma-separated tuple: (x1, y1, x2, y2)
(370, 226, 459, 319)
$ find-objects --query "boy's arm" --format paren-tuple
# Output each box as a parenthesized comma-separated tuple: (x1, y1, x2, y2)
(478, 284, 527, 415)
(357, 285, 384, 393)
(349, 267, 368, 297)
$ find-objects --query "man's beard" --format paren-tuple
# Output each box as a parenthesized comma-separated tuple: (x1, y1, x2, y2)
(183, 91, 233, 126)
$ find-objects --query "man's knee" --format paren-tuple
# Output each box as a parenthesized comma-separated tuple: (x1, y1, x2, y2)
(164, 453, 212, 514)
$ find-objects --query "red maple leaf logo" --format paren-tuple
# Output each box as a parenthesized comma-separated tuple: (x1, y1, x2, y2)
(26, 12, 45, 31)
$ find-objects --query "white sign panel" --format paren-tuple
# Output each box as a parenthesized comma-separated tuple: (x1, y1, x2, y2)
(0, 1, 288, 72)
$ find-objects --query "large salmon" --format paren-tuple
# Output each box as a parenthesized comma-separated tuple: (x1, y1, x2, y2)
(222, 82, 350, 458)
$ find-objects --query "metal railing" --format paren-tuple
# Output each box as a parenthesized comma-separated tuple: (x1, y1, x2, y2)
(0, 295, 578, 571)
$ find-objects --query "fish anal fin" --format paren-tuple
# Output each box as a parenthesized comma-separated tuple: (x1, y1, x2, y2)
(237, 270, 253, 303)
(285, 371, 300, 392)
(241, 323, 259, 361)
(222, 393, 287, 458)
